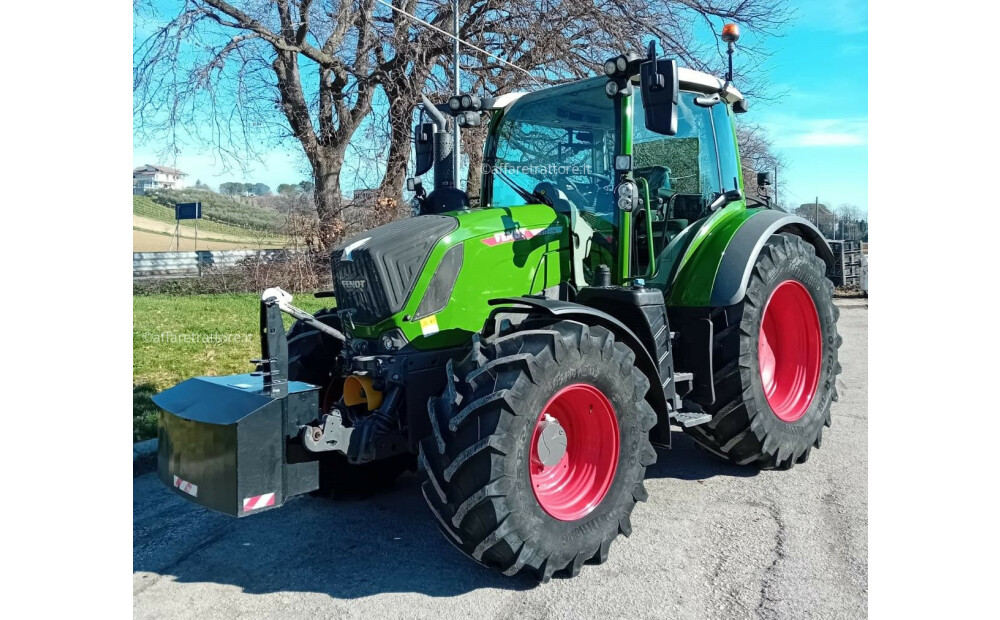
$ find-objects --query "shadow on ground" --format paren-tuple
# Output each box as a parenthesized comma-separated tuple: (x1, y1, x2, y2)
(133, 428, 755, 599)
(646, 430, 759, 481)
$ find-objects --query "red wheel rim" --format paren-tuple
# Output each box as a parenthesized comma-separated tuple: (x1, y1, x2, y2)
(529, 384, 619, 521)
(758, 280, 822, 422)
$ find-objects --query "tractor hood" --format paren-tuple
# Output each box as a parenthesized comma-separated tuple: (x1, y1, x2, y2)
(330, 205, 571, 348)
(331, 215, 458, 325)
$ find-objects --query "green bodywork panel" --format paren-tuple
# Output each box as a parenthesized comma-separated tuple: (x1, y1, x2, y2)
(349, 204, 569, 349)
(659, 109, 753, 307)
(664, 205, 758, 306)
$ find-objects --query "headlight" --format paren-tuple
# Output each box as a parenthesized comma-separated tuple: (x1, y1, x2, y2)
(603, 59, 617, 76)
(616, 181, 638, 212)
(605, 80, 619, 97)
(448, 96, 461, 111)
(616, 55, 627, 72)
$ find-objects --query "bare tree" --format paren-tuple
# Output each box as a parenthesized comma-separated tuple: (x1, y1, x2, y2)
(135, 0, 790, 240)
(737, 122, 785, 203)
(836, 203, 867, 241)
(135, 0, 384, 247)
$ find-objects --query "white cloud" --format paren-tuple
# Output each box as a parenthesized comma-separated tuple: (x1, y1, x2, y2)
(765, 117, 868, 149)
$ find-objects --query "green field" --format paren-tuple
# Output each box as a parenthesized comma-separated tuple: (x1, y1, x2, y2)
(133, 293, 332, 441)
(133, 194, 286, 240)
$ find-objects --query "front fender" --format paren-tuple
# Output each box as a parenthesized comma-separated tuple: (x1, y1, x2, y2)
(488, 296, 671, 445)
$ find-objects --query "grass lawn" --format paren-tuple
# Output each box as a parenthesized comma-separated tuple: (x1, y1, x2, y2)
(133, 293, 332, 442)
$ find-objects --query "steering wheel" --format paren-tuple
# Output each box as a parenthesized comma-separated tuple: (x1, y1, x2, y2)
(559, 173, 613, 212)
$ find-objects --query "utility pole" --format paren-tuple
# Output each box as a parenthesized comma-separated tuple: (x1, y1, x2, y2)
(814, 196, 819, 231)
(453, 0, 461, 188)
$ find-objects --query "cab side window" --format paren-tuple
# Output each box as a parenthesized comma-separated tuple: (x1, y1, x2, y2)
(711, 103, 741, 192)
(633, 91, 723, 220)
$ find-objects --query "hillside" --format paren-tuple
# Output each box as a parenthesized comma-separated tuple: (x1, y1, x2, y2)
(133, 193, 288, 251)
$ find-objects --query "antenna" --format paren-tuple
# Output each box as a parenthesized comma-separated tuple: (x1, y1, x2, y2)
(372, 0, 542, 87)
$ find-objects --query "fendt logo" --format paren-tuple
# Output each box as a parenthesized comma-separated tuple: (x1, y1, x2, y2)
(341, 279, 367, 290)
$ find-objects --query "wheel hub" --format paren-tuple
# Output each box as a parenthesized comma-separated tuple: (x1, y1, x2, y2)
(534, 414, 567, 467)
(529, 384, 619, 521)
(758, 279, 822, 422)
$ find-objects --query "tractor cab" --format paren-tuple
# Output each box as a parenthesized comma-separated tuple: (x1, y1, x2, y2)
(479, 66, 747, 295)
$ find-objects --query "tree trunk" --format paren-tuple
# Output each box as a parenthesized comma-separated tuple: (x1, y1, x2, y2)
(379, 95, 416, 221)
(463, 126, 488, 206)
(312, 149, 346, 248)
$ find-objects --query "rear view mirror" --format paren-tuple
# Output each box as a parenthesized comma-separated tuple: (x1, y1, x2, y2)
(757, 171, 772, 187)
(639, 58, 678, 136)
(414, 122, 435, 176)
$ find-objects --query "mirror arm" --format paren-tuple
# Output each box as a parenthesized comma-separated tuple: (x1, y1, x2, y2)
(420, 94, 447, 131)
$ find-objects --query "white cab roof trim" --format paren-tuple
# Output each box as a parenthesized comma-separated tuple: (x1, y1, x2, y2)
(678, 67, 744, 104)
(487, 67, 744, 112)
(483, 92, 527, 110)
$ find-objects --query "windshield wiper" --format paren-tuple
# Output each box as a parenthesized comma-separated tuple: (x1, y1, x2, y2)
(493, 165, 551, 207)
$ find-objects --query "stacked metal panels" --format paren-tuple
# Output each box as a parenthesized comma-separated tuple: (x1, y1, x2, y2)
(827, 240, 863, 287)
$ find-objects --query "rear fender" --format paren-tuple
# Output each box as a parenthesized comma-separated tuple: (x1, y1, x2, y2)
(666, 208, 834, 307)
(709, 212, 834, 307)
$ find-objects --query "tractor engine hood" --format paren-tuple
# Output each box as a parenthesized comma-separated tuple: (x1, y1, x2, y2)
(331, 215, 458, 325)
(331, 205, 570, 348)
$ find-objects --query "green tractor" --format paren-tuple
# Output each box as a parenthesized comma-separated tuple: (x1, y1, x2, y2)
(154, 35, 841, 583)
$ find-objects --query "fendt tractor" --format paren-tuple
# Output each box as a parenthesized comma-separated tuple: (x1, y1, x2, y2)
(154, 27, 841, 583)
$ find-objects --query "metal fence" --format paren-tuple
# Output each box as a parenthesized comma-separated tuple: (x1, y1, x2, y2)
(133, 249, 291, 279)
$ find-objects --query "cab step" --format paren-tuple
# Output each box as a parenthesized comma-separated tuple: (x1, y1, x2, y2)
(669, 395, 712, 428)
(671, 410, 712, 428)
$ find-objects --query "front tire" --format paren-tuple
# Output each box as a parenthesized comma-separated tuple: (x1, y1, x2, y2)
(419, 320, 657, 582)
(684, 233, 842, 469)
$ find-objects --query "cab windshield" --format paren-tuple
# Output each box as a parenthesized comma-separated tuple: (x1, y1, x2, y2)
(486, 78, 615, 222)
(485, 78, 740, 230)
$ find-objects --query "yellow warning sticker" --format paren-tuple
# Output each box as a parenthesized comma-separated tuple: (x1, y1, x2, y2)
(419, 315, 439, 336)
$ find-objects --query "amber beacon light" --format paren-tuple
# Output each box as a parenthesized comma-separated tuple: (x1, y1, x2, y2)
(722, 23, 740, 43)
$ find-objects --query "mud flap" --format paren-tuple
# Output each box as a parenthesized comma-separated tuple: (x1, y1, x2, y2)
(154, 374, 321, 517)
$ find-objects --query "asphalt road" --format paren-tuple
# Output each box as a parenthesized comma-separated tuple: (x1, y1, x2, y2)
(133, 300, 868, 619)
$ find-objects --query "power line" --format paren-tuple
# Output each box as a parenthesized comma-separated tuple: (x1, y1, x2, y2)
(373, 0, 543, 87)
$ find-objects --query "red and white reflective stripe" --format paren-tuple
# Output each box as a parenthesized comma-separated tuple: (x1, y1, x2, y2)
(173, 475, 198, 498)
(481, 225, 563, 246)
(242, 492, 276, 512)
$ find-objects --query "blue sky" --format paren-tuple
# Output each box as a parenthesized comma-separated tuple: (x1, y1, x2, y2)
(134, 1, 867, 211)
(749, 0, 868, 211)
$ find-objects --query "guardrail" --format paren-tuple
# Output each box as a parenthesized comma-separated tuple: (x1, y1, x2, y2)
(133, 249, 291, 279)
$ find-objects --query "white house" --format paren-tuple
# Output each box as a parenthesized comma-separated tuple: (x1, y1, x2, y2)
(133, 164, 187, 194)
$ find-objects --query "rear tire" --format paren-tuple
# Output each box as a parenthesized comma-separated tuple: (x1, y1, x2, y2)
(285, 309, 415, 496)
(419, 320, 657, 582)
(684, 233, 842, 469)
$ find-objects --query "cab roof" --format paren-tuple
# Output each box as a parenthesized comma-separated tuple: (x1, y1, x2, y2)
(485, 67, 744, 110)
